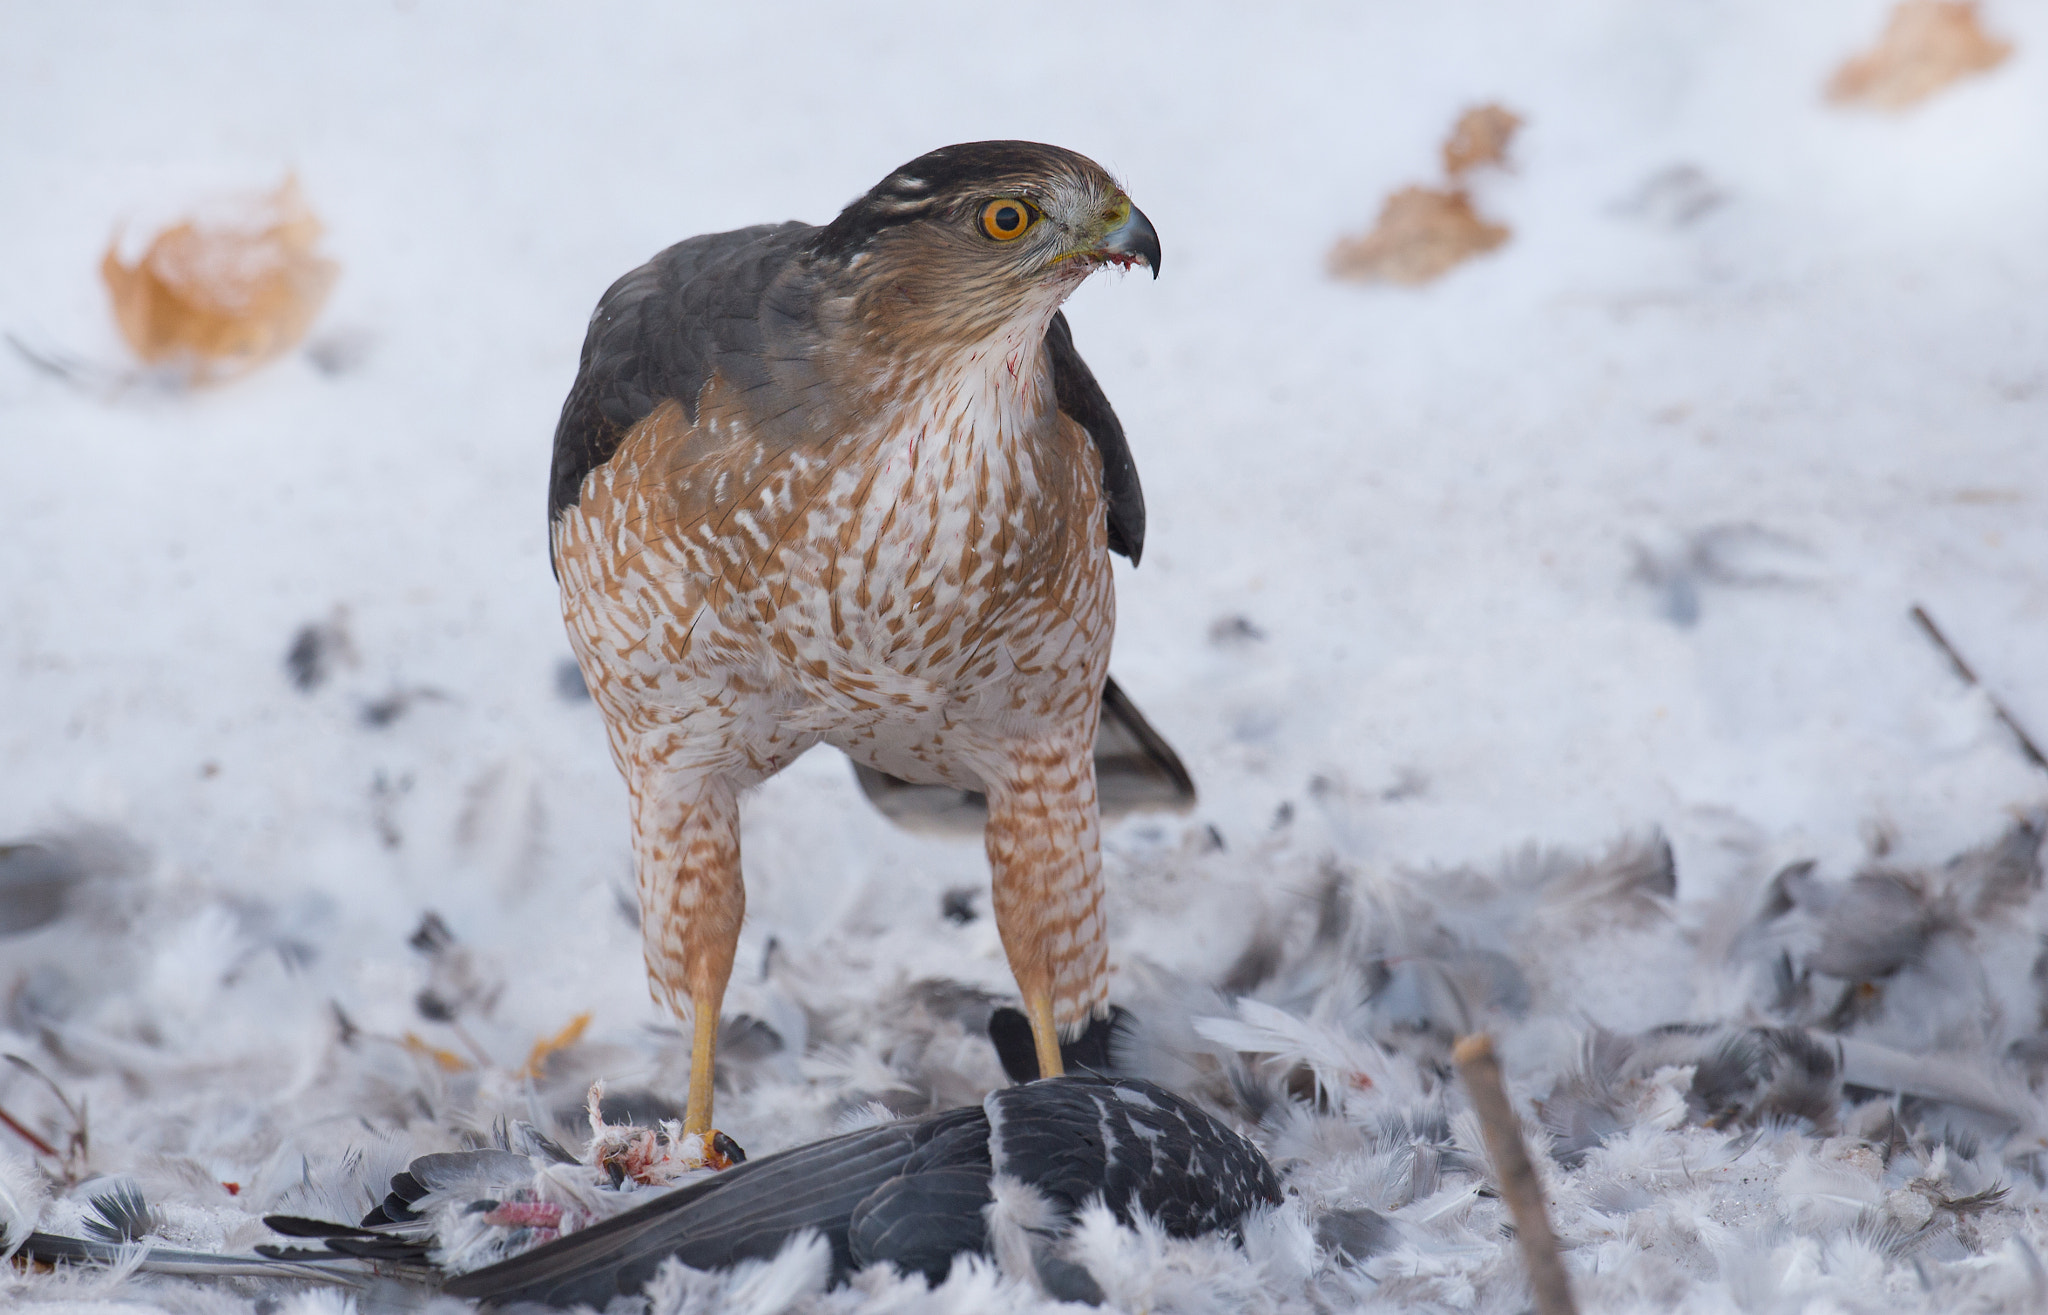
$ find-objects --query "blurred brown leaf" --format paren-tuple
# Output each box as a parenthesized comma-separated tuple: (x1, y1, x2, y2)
(1328, 186, 1510, 286)
(1827, 1, 2012, 109)
(1443, 104, 1523, 177)
(101, 178, 338, 382)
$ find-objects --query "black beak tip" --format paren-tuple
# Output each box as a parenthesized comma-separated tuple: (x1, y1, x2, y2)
(1136, 209, 1161, 279)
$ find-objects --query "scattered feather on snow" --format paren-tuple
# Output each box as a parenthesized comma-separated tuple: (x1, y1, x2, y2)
(640, 1230, 830, 1315)
(0, 1142, 49, 1260)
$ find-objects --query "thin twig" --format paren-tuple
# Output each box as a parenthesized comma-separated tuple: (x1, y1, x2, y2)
(0, 1102, 59, 1159)
(4, 332, 85, 380)
(448, 1019, 496, 1071)
(1453, 1032, 1577, 1315)
(5, 1053, 90, 1181)
(1911, 604, 2048, 774)
(6, 331, 178, 396)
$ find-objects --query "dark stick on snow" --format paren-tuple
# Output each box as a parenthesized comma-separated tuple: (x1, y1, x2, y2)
(1453, 1033, 1577, 1315)
(1911, 604, 2048, 774)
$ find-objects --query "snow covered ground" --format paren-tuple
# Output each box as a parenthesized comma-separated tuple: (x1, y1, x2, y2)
(4, 2, 2048, 1311)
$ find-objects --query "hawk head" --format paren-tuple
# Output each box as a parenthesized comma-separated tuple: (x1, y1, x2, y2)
(813, 141, 1159, 346)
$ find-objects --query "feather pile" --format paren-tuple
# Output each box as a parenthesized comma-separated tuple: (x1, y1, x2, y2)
(6, 810, 2048, 1311)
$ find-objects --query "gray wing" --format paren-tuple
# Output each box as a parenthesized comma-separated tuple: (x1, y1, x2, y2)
(546, 221, 818, 534)
(441, 1114, 971, 1308)
(1047, 310, 1145, 564)
(845, 1112, 995, 1283)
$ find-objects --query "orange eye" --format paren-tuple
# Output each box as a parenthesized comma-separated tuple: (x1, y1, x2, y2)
(979, 198, 1036, 241)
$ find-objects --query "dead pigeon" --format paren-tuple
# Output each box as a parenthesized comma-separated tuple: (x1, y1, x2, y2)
(267, 1075, 1280, 1308)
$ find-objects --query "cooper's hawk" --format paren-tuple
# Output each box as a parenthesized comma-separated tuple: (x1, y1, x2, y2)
(549, 141, 1166, 1138)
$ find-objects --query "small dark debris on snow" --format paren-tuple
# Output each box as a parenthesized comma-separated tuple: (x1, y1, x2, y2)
(415, 989, 457, 1023)
(0, 827, 145, 937)
(1630, 523, 1813, 626)
(330, 1001, 361, 1047)
(303, 327, 374, 377)
(284, 610, 355, 691)
(1613, 164, 1727, 227)
(407, 908, 504, 1028)
(371, 770, 412, 848)
(410, 911, 455, 955)
(361, 686, 449, 728)
(1382, 769, 1430, 802)
(1208, 614, 1266, 646)
(555, 657, 591, 702)
(0, 843, 81, 937)
(941, 886, 979, 924)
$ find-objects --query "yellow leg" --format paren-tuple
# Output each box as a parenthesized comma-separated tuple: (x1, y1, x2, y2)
(628, 771, 743, 1140)
(1027, 993, 1064, 1080)
(984, 738, 1108, 1086)
(685, 989, 721, 1134)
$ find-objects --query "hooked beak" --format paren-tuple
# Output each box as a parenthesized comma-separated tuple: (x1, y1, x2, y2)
(1094, 201, 1161, 278)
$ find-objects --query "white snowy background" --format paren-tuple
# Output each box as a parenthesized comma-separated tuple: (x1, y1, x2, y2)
(4, 2, 2048, 1312)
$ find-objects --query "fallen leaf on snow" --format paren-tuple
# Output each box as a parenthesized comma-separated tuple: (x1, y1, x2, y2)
(1442, 104, 1523, 177)
(1331, 104, 1521, 286)
(101, 177, 338, 382)
(1827, 1, 2012, 109)
(1328, 186, 1510, 286)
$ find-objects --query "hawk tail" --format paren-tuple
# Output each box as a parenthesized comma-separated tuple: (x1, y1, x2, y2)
(851, 675, 1195, 834)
